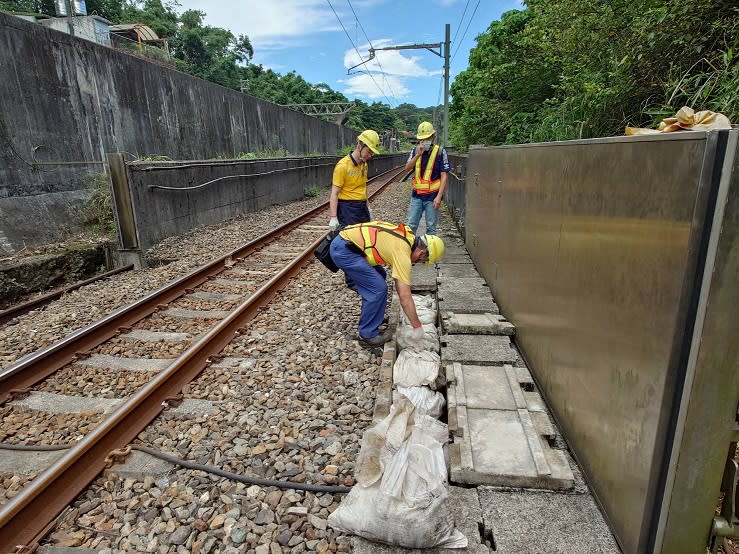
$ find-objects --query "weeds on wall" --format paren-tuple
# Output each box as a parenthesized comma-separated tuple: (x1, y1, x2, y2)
(73, 172, 116, 237)
(237, 149, 291, 159)
(304, 185, 323, 198)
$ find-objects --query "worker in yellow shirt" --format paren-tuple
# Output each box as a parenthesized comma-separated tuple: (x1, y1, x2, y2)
(329, 221, 445, 347)
(328, 129, 381, 232)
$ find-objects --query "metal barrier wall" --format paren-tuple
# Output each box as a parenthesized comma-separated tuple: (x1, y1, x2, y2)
(462, 131, 739, 553)
(447, 153, 468, 236)
(109, 154, 408, 255)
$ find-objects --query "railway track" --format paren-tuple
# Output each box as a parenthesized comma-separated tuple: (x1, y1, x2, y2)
(0, 166, 408, 551)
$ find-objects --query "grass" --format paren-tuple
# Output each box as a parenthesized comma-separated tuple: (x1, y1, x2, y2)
(304, 185, 323, 198)
(72, 172, 116, 237)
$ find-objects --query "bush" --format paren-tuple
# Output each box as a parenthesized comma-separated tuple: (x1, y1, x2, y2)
(73, 173, 116, 237)
(304, 185, 323, 198)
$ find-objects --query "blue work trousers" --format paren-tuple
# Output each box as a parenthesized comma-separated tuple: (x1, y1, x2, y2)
(330, 237, 387, 340)
(407, 193, 438, 236)
(337, 200, 370, 226)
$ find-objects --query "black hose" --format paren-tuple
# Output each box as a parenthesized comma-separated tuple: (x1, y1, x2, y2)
(0, 442, 351, 494)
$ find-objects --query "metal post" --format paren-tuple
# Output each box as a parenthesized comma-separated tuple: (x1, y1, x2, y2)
(64, 0, 75, 36)
(443, 23, 450, 147)
(107, 153, 138, 250)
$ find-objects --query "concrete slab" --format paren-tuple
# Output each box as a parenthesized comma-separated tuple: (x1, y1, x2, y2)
(438, 282, 499, 315)
(479, 488, 620, 554)
(78, 354, 170, 372)
(446, 364, 543, 413)
(411, 264, 438, 292)
(0, 448, 65, 476)
(188, 291, 242, 301)
(209, 357, 257, 370)
(441, 254, 474, 264)
(164, 307, 231, 319)
(210, 278, 253, 287)
(121, 329, 191, 342)
(441, 312, 515, 336)
(38, 548, 101, 554)
(437, 264, 482, 279)
(449, 406, 574, 490)
(9, 391, 120, 414)
(441, 335, 517, 365)
(167, 398, 221, 416)
(351, 486, 488, 554)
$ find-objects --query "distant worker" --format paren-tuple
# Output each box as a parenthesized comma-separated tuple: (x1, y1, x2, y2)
(328, 129, 381, 232)
(403, 121, 451, 236)
(329, 220, 445, 347)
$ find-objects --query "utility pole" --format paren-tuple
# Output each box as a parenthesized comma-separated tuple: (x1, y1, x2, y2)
(64, 0, 75, 37)
(348, 23, 452, 146)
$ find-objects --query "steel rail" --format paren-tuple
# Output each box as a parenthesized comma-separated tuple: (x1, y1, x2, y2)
(0, 165, 407, 403)
(0, 233, 327, 550)
(0, 265, 134, 327)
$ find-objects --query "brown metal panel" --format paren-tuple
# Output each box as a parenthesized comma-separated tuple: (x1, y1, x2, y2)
(659, 130, 739, 553)
(107, 152, 138, 249)
(464, 133, 713, 553)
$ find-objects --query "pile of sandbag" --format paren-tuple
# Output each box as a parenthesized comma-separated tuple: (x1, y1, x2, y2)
(327, 397, 467, 548)
(394, 294, 444, 417)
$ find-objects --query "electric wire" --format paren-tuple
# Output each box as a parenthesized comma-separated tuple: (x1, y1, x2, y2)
(326, 0, 395, 106)
(451, 0, 471, 47)
(451, 0, 481, 63)
(344, 0, 400, 105)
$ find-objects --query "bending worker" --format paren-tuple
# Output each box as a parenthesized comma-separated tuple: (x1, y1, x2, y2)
(329, 220, 445, 347)
(403, 121, 451, 236)
(328, 129, 381, 232)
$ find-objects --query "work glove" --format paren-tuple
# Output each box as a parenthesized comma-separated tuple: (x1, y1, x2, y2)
(328, 217, 340, 232)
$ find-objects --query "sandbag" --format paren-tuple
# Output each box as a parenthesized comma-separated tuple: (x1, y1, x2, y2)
(393, 349, 442, 389)
(396, 322, 439, 352)
(328, 399, 467, 549)
(394, 386, 446, 419)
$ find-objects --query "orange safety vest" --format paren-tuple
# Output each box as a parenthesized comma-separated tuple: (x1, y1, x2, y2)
(412, 144, 441, 194)
(345, 221, 415, 266)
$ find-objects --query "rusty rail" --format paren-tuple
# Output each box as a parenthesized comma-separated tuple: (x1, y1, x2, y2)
(0, 165, 406, 403)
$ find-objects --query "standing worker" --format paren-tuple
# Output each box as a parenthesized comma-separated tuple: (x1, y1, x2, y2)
(328, 129, 382, 232)
(329, 220, 445, 347)
(404, 121, 451, 236)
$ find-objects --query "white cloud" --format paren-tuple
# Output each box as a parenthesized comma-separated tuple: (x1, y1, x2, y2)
(177, 0, 340, 47)
(339, 73, 410, 100)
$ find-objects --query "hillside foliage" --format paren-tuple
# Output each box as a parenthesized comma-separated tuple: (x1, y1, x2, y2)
(449, 0, 739, 148)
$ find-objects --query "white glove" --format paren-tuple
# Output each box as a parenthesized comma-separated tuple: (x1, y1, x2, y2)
(328, 217, 340, 231)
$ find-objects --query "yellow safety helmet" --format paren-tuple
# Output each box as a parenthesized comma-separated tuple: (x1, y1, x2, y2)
(357, 129, 381, 154)
(422, 234, 445, 264)
(416, 121, 436, 140)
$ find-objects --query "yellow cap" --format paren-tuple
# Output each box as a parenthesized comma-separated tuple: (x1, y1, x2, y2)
(422, 234, 445, 264)
(357, 129, 381, 154)
(416, 121, 436, 140)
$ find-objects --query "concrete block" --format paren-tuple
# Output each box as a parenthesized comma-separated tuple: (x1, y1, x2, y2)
(0, 448, 65, 476)
(440, 254, 473, 264)
(411, 263, 438, 292)
(10, 391, 120, 415)
(441, 335, 517, 365)
(78, 353, 170, 372)
(441, 312, 515, 336)
(164, 307, 231, 319)
(437, 263, 482, 279)
(121, 329, 192, 342)
(438, 282, 499, 315)
(450, 407, 574, 490)
(105, 448, 173, 481)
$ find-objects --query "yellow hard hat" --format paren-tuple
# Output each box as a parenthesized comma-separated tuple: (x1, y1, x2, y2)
(357, 129, 381, 154)
(422, 234, 445, 264)
(416, 121, 436, 140)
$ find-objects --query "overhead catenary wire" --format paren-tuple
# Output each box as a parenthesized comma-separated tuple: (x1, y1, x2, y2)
(451, 0, 481, 63)
(326, 0, 395, 107)
(451, 0, 471, 47)
(344, 0, 400, 106)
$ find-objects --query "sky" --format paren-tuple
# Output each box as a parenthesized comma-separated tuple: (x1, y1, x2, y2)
(173, 0, 525, 108)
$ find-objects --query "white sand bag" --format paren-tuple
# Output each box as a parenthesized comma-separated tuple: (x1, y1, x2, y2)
(393, 349, 441, 389)
(328, 398, 467, 549)
(396, 323, 439, 352)
(394, 386, 445, 419)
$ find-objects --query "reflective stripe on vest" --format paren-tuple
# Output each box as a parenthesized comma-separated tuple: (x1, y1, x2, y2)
(412, 145, 441, 193)
(347, 221, 414, 266)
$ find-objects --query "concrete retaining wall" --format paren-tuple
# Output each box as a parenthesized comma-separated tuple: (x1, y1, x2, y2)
(118, 154, 408, 254)
(0, 13, 357, 253)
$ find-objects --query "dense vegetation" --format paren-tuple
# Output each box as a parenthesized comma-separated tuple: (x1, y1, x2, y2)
(450, 0, 739, 149)
(4, 0, 736, 150)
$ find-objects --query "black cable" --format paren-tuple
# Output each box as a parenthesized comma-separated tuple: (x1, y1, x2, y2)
(0, 442, 352, 494)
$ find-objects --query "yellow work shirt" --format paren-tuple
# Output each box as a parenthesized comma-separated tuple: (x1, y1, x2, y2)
(339, 223, 415, 285)
(332, 154, 368, 201)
